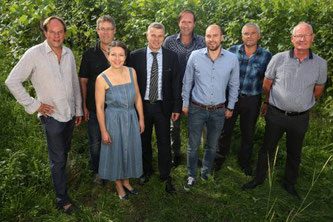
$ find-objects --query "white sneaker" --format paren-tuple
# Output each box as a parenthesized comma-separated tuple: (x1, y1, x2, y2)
(184, 177, 196, 191)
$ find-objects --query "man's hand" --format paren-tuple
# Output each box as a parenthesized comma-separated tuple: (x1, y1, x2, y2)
(261, 103, 268, 116)
(83, 106, 90, 122)
(37, 103, 54, 117)
(75, 116, 82, 127)
(182, 107, 189, 116)
(171, 112, 180, 121)
(225, 109, 233, 119)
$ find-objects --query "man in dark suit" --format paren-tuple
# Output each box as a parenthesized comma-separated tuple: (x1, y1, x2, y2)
(128, 22, 181, 193)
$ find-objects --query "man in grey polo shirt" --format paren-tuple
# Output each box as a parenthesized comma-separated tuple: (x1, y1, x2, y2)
(242, 22, 327, 199)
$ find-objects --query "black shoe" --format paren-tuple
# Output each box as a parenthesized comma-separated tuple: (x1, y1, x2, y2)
(283, 183, 301, 200)
(241, 166, 253, 176)
(119, 193, 129, 201)
(165, 177, 176, 194)
(214, 158, 226, 172)
(139, 175, 150, 185)
(123, 186, 138, 195)
(60, 204, 79, 215)
(242, 179, 263, 190)
(172, 156, 181, 168)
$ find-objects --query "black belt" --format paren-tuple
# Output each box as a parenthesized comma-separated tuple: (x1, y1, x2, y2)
(271, 105, 308, 116)
(143, 100, 162, 105)
(239, 93, 250, 97)
(191, 101, 225, 111)
(239, 93, 259, 98)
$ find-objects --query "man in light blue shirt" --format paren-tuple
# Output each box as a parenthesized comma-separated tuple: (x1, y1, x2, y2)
(182, 24, 239, 190)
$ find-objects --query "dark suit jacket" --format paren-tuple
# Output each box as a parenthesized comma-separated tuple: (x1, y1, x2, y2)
(128, 47, 182, 117)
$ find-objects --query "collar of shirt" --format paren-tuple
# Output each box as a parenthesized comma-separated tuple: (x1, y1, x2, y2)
(94, 41, 102, 53)
(147, 46, 163, 55)
(238, 44, 263, 56)
(289, 47, 313, 60)
(43, 40, 68, 57)
(203, 47, 224, 59)
(176, 32, 199, 41)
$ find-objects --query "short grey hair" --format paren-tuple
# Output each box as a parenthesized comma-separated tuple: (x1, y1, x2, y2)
(242, 23, 260, 34)
(96, 15, 116, 29)
(292, 22, 313, 35)
(147, 22, 165, 34)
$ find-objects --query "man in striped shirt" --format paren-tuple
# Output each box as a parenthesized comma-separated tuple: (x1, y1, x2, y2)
(163, 10, 205, 167)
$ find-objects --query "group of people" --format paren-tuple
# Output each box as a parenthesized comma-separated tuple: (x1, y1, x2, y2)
(5, 9, 327, 215)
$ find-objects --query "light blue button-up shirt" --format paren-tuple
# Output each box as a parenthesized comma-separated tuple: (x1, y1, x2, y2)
(182, 47, 240, 109)
(145, 47, 163, 100)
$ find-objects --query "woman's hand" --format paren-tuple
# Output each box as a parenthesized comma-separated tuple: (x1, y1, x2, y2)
(139, 119, 145, 134)
(101, 131, 112, 144)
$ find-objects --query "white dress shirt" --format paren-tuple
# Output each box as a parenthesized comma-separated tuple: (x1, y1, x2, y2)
(5, 40, 83, 122)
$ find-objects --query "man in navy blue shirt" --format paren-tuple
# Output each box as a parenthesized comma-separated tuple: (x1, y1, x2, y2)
(214, 23, 272, 175)
(79, 15, 116, 184)
(163, 10, 205, 167)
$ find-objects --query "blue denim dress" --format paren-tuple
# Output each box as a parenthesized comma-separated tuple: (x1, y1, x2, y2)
(98, 68, 143, 181)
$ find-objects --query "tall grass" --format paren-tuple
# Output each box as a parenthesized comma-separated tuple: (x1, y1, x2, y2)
(1, 52, 332, 221)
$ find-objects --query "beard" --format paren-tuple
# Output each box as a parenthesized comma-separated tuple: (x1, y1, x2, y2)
(207, 43, 220, 51)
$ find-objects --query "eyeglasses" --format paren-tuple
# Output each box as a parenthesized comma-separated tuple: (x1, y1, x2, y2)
(293, 34, 313, 39)
(98, 27, 115, 32)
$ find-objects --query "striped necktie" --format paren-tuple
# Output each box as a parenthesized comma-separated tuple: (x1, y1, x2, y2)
(149, 52, 158, 102)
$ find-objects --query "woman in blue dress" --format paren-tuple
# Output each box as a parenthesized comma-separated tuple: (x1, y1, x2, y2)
(95, 41, 144, 200)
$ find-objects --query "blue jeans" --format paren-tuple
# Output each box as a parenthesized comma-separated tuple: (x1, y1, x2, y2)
(187, 103, 225, 178)
(88, 111, 101, 173)
(40, 116, 74, 207)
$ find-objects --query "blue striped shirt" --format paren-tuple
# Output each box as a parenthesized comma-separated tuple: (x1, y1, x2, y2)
(182, 48, 240, 109)
(229, 44, 272, 95)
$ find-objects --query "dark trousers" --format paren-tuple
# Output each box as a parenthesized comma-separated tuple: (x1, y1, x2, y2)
(216, 94, 261, 168)
(254, 105, 309, 185)
(170, 116, 181, 157)
(141, 102, 172, 181)
(87, 111, 101, 173)
(40, 116, 74, 207)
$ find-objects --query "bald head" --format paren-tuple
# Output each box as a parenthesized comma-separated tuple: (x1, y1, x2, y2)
(206, 24, 223, 35)
(292, 22, 313, 35)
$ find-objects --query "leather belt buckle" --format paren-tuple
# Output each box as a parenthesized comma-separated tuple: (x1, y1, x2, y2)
(191, 101, 224, 111)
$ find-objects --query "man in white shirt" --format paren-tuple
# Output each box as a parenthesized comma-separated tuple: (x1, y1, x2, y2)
(5, 16, 83, 215)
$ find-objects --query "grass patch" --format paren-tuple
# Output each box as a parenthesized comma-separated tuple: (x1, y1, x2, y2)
(1, 54, 332, 221)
